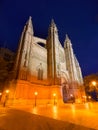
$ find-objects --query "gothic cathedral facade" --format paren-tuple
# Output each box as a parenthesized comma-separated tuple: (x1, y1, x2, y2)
(2, 17, 85, 105)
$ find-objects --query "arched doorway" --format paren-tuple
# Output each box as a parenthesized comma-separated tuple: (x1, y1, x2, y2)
(60, 72, 75, 103)
(61, 76, 70, 103)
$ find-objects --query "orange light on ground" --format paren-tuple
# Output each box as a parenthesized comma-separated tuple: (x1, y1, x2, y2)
(6, 90, 9, 94)
(85, 103, 89, 110)
(32, 107, 37, 114)
(53, 105, 58, 119)
(71, 104, 76, 117)
(0, 92, 2, 96)
(53, 93, 56, 105)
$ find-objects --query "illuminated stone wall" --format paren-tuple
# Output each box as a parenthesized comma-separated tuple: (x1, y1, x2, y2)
(2, 17, 85, 105)
(29, 40, 47, 81)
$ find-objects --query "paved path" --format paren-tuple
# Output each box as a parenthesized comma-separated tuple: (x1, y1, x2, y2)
(11, 102, 98, 129)
(0, 108, 95, 130)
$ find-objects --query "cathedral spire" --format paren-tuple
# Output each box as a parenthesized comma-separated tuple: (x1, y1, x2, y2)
(66, 34, 70, 40)
(65, 34, 71, 42)
(14, 16, 34, 79)
(51, 19, 56, 27)
(64, 34, 71, 48)
(47, 19, 60, 85)
(48, 19, 58, 36)
(25, 16, 34, 35)
(27, 16, 32, 26)
(50, 19, 58, 30)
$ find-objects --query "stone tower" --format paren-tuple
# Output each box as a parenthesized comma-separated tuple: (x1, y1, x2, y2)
(14, 16, 33, 80)
(64, 34, 79, 82)
(74, 55, 83, 84)
(64, 34, 84, 101)
(47, 20, 61, 85)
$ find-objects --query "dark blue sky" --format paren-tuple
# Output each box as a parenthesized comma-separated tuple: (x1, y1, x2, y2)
(0, 0, 98, 76)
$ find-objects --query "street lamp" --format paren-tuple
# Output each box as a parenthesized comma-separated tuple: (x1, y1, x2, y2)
(3, 89, 10, 107)
(88, 96, 91, 101)
(70, 94, 73, 97)
(91, 81, 98, 100)
(82, 95, 87, 103)
(34, 92, 38, 107)
(70, 94, 76, 103)
(53, 93, 56, 105)
(91, 81, 97, 90)
(6, 90, 9, 94)
(91, 81, 97, 86)
(0, 92, 2, 101)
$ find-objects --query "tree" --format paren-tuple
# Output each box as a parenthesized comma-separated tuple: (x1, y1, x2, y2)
(0, 57, 8, 82)
(84, 73, 98, 101)
(0, 57, 14, 90)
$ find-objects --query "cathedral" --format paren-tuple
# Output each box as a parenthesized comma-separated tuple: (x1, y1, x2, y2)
(2, 16, 85, 105)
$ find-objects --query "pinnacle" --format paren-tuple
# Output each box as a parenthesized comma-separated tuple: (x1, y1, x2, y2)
(64, 34, 71, 42)
(66, 34, 70, 40)
(29, 16, 32, 21)
(25, 16, 34, 34)
(64, 33, 72, 47)
(28, 16, 32, 24)
(26, 16, 33, 27)
(51, 19, 56, 27)
(51, 19, 55, 24)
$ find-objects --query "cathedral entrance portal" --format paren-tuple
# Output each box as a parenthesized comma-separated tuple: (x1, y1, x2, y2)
(61, 77, 70, 103)
(60, 75, 75, 103)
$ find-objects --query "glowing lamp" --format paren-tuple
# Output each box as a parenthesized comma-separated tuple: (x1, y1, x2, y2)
(92, 81, 97, 86)
(34, 92, 38, 96)
(70, 94, 73, 97)
(6, 90, 9, 94)
(88, 96, 91, 99)
(53, 93, 56, 97)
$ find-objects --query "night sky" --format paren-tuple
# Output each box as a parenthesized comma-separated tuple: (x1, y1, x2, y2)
(0, 0, 98, 76)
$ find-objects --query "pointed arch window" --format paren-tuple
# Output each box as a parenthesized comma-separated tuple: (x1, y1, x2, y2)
(38, 68, 43, 80)
(24, 53, 27, 67)
(37, 63, 43, 80)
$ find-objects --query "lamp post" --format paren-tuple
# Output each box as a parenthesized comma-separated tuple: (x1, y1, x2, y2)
(91, 81, 98, 100)
(34, 92, 38, 107)
(6, 90, 9, 94)
(53, 93, 56, 105)
(83, 95, 87, 103)
(91, 81, 97, 91)
(0, 92, 2, 101)
(91, 81, 97, 87)
(88, 96, 91, 101)
(70, 94, 75, 103)
(3, 89, 9, 107)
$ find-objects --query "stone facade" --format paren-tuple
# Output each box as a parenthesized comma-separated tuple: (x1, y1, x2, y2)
(1, 17, 85, 105)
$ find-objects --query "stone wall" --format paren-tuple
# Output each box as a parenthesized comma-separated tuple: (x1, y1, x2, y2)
(2, 80, 63, 106)
(29, 42, 47, 82)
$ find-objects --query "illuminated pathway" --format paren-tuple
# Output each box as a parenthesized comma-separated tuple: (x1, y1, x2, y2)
(0, 107, 93, 130)
(15, 102, 98, 129)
